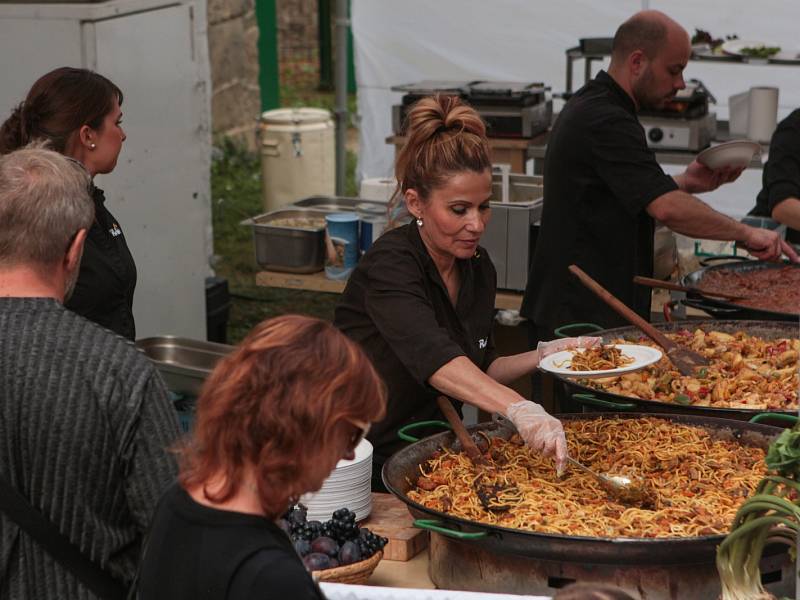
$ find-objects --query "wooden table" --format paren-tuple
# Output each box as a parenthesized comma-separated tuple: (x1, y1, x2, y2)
(255, 270, 523, 311)
(368, 547, 434, 589)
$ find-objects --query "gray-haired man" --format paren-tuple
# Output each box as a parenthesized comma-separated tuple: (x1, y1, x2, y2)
(0, 146, 180, 598)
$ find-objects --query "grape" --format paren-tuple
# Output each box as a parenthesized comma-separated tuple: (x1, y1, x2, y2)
(328, 558, 340, 569)
(288, 505, 308, 528)
(294, 539, 312, 557)
(277, 519, 292, 537)
(303, 552, 331, 571)
(311, 536, 339, 557)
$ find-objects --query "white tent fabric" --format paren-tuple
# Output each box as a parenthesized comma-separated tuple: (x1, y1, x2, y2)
(352, 0, 800, 218)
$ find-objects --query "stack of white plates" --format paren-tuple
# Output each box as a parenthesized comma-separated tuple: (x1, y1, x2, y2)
(300, 438, 373, 522)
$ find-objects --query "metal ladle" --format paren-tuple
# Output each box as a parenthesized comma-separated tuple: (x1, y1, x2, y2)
(566, 456, 650, 506)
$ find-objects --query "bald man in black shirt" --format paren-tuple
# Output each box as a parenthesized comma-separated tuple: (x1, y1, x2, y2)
(521, 10, 797, 343)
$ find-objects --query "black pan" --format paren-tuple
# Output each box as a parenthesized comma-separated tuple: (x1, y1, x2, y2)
(680, 260, 800, 321)
(383, 413, 782, 565)
(553, 319, 798, 422)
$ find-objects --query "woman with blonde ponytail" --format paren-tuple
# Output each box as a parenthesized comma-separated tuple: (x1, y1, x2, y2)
(335, 95, 597, 491)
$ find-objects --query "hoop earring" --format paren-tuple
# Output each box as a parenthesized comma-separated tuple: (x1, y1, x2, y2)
(416, 217, 423, 227)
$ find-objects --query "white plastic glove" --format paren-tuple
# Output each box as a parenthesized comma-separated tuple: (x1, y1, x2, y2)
(537, 336, 601, 359)
(505, 400, 568, 474)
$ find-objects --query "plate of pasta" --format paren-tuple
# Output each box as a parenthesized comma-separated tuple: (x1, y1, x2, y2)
(539, 344, 663, 378)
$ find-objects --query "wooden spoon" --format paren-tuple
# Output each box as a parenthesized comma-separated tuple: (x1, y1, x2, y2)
(435, 395, 514, 512)
(568, 265, 709, 376)
(633, 275, 745, 301)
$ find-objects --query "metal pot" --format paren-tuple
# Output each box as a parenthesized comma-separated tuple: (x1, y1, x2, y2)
(383, 413, 781, 565)
(552, 319, 798, 422)
(680, 260, 800, 321)
(384, 413, 792, 598)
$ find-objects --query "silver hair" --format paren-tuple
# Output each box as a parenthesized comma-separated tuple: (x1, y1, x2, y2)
(0, 143, 93, 267)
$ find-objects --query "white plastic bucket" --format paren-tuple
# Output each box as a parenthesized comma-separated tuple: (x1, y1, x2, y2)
(260, 108, 335, 211)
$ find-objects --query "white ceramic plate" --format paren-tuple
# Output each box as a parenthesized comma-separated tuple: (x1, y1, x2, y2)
(696, 140, 761, 170)
(721, 39, 781, 58)
(538, 344, 663, 378)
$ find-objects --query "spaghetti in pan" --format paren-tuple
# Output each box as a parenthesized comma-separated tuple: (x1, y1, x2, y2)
(408, 417, 766, 539)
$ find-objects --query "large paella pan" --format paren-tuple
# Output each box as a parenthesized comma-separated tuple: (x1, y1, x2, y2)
(551, 320, 798, 421)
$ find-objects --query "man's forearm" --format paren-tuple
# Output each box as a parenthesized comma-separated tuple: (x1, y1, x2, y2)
(772, 197, 800, 231)
(649, 191, 748, 241)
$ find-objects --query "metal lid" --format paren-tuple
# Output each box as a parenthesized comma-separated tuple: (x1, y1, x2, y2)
(261, 107, 332, 125)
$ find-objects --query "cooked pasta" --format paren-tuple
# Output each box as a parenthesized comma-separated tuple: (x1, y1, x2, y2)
(408, 417, 767, 538)
(559, 345, 635, 372)
(582, 329, 799, 410)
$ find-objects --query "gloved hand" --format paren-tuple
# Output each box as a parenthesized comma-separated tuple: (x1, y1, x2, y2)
(505, 400, 568, 474)
(537, 336, 601, 359)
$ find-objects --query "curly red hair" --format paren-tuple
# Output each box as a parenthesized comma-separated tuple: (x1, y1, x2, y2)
(178, 314, 386, 518)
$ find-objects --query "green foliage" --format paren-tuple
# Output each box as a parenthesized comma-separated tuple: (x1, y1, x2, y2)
(765, 428, 800, 476)
(210, 138, 343, 344)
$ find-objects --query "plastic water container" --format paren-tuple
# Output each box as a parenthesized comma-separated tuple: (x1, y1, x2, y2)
(260, 108, 335, 211)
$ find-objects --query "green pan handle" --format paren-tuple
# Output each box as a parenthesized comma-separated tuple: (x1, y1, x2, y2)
(553, 323, 604, 338)
(413, 519, 488, 540)
(397, 420, 451, 443)
(572, 393, 636, 411)
(749, 413, 799, 426)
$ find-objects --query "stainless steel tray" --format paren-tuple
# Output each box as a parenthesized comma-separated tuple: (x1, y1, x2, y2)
(292, 195, 387, 215)
(491, 172, 544, 206)
(135, 336, 234, 395)
(242, 207, 329, 273)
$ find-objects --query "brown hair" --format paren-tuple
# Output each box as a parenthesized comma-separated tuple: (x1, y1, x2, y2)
(0, 67, 123, 154)
(392, 94, 490, 208)
(178, 314, 387, 519)
(553, 583, 637, 600)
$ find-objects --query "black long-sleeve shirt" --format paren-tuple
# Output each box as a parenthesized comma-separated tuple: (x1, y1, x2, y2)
(138, 484, 324, 600)
(751, 109, 800, 244)
(66, 186, 137, 340)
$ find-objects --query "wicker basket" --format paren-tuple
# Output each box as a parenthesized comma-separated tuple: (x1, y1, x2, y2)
(312, 550, 383, 584)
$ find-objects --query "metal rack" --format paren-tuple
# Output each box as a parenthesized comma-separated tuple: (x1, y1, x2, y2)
(564, 42, 800, 97)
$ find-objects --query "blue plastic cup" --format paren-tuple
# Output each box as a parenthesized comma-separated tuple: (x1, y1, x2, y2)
(325, 212, 359, 268)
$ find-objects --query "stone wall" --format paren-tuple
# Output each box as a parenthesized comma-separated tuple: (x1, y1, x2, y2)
(208, 0, 261, 149)
(208, 0, 322, 149)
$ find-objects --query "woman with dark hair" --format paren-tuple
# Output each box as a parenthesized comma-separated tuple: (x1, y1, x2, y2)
(0, 67, 135, 339)
(137, 314, 387, 599)
(335, 95, 598, 491)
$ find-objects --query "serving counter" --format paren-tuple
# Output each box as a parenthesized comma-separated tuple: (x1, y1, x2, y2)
(255, 269, 524, 311)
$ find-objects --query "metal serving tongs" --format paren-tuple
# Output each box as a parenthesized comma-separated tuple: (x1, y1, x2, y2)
(435, 395, 517, 513)
(568, 264, 710, 376)
(565, 456, 650, 506)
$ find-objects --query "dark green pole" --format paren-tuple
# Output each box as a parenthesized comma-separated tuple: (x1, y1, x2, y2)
(256, 0, 280, 111)
(318, 0, 333, 91)
(346, 0, 355, 93)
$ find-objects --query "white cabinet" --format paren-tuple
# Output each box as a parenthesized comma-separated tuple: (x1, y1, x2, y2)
(0, 0, 212, 339)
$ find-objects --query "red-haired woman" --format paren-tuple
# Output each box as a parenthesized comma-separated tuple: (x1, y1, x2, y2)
(336, 95, 598, 491)
(0, 67, 134, 339)
(137, 315, 386, 599)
